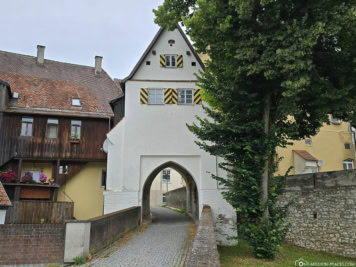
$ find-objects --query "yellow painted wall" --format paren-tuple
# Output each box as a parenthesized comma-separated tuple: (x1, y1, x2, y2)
(57, 162, 105, 220)
(21, 162, 53, 181)
(277, 121, 355, 175)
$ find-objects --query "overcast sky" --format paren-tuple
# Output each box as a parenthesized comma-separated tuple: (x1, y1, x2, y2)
(0, 0, 164, 79)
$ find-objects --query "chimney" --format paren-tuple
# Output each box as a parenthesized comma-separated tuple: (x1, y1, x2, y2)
(37, 45, 45, 65)
(95, 56, 103, 75)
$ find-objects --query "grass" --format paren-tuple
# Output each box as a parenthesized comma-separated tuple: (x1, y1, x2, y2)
(218, 241, 356, 267)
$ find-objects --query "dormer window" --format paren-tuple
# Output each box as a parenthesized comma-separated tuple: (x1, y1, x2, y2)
(72, 98, 81, 106)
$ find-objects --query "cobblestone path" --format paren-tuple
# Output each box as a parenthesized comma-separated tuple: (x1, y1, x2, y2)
(89, 206, 191, 267)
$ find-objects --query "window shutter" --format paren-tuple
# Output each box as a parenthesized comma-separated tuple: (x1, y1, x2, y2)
(177, 55, 183, 68)
(160, 55, 166, 68)
(140, 88, 148, 104)
(194, 88, 202, 104)
(171, 88, 178, 104)
(164, 88, 172, 104)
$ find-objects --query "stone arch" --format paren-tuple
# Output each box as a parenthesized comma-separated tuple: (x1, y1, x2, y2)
(142, 161, 199, 221)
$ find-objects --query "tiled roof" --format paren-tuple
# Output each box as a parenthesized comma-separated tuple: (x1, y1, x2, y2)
(0, 50, 122, 118)
(0, 182, 11, 207)
(293, 150, 318, 161)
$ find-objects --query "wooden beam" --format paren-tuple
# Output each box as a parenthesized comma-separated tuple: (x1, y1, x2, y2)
(55, 159, 60, 184)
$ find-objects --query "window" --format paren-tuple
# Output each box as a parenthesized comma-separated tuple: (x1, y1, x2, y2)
(21, 117, 33, 136)
(24, 170, 40, 182)
(305, 139, 312, 147)
(59, 165, 68, 174)
(47, 118, 58, 139)
(72, 98, 81, 106)
(162, 169, 171, 183)
(165, 55, 177, 68)
(191, 62, 196, 66)
(343, 159, 354, 170)
(162, 193, 166, 203)
(148, 89, 164, 104)
(101, 169, 107, 189)
(146, 61, 150, 65)
(345, 143, 351, 150)
(71, 120, 81, 140)
(178, 89, 193, 104)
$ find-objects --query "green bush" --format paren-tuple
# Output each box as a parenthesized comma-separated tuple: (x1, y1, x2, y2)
(73, 255, 86, 266)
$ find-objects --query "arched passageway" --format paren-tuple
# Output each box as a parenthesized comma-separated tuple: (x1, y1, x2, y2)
(142, 161, 199, 221)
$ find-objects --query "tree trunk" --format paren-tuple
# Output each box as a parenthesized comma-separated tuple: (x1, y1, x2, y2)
(262, 93, 271, 221)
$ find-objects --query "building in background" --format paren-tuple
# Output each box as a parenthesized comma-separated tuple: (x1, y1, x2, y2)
(0, 47, 121, 219)
(277, 119, 355, 175)
(150, 168, 186, 206)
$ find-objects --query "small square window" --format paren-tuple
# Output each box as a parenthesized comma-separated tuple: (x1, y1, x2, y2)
(59, 165, 68, 174)
(146, 61, 151, 65)
(72, 98, 81, 106)
(305, 139, 312, 146)
(345, 143, 351, 150)
(191, 62, 196, 66)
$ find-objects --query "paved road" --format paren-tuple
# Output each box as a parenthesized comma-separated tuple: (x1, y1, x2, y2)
(89, 206, 192, 267)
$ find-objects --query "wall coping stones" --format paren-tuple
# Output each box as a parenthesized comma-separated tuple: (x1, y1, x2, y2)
(186, 205, 221, 267)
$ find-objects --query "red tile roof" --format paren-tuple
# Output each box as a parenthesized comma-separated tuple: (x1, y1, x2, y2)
(293, 150, 318, 161)
(0, 182, 11, 207)
(0, 50, 123, 118)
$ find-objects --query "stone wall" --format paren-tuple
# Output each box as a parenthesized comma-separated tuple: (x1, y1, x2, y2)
(186, 205, 220, 267)
(166, 187, 186, 210)
(89, 206, 141, 254)
(281, 170, 356, 258)
(0, 224, 65, 265)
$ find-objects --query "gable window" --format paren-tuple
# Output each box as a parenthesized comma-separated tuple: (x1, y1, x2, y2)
(165, 55, 177, 68)
(71, 120, 81, 140)
(162, 169, 171, 183)
(178, 89, 193, 104)
(21, 117, 33, 136)
(343, 159, 354, 170)
(47, 118, 58, 139)
(72, 98, 81, 106)
(148, 88, 164, 104)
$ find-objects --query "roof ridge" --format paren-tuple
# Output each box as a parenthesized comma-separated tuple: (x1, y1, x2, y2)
(0, 49, 111, 73)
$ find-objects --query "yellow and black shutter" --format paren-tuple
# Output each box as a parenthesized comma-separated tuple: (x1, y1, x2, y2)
(194, 88, 202, 104)
(164, 88, 178, 104)
(140, 88, 148, 104)
(160, 55, 166, 68)
(177, 55, 183, 68)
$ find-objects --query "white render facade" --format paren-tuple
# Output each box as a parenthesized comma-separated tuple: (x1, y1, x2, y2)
(105, 26, 236, 245)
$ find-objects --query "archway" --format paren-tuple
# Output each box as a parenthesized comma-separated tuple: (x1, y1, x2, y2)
(142, 161, 199, 221)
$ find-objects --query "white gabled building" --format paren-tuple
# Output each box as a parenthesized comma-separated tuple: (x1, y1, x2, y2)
(105, 26, 236, 245)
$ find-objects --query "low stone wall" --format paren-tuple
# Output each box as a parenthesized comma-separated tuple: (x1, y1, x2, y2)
(64, 206, 141, 262)
(89, 206, 141, 253)
(186, 205, 220, 267)
(0, 224, 65, 265)
(166, 187, 186, 210)
(281, 170, 356, 258)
